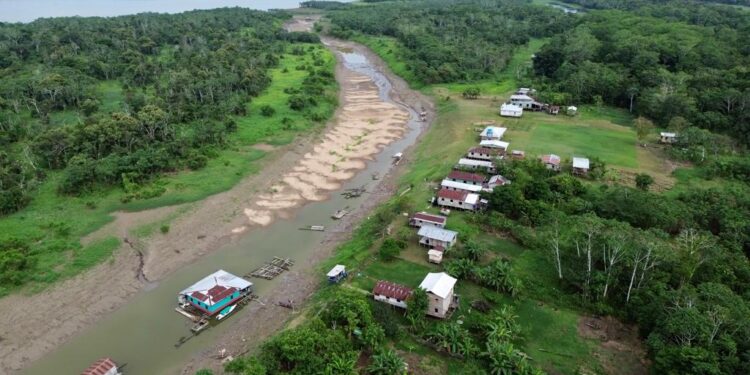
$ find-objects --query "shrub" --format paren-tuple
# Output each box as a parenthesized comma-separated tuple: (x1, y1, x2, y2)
(378, 238, 405, 261)
(160, 224, 170, 234)
(260, 105, 275, 117)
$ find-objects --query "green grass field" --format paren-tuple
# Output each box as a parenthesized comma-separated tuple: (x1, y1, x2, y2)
(0, 44, 337, 295)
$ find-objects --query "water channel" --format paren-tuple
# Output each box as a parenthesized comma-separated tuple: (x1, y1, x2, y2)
(22, 42, 425, 375)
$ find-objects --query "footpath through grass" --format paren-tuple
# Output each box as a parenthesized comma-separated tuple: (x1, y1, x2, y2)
(0, 43, 337, 296)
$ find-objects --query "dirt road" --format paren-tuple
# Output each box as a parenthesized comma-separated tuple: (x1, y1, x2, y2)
(0, 16, 433, 375)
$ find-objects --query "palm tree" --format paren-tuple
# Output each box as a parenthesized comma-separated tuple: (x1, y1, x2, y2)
(367, 349, 405, 375)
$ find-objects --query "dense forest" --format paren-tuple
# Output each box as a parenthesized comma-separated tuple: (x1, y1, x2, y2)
(0, 8, 329, 215)
(327, 1, 574, 83)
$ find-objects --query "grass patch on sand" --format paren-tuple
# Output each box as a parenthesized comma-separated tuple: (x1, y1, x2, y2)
(0, 44, 337, 295)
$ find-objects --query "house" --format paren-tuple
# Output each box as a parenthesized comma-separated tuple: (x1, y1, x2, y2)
(418, 225, 458, 250)
(483, 175, 510, 192)
(516, 88, 535, 95)
(82, 358, 122, 375)
(419, 272, 459, 319)
(540, 154, 561, 171)
(373, 280, 411, 309)
(178, 270, 253, 317)
(327, 265, 347, 283)
(510, 150, 525, 160)
(441, 179, 484, 193)
(428, 248, 444, 264)
(457, 158, 496, 173)
(479, 140, 510, 151)
(572, 157, 590, 176)
(409, 212, 447, 228)
(447, 170, 486, 185)
(548, 105, 560, 115)
(480, 126, 507, 141)
(510, 94, 544, 110)
(660, 132, 677, 144)
(469, 146, 505, 161)
(567, 106, 578, 116)
(436, 188, 480, 211)
(500, 103, 523, 118)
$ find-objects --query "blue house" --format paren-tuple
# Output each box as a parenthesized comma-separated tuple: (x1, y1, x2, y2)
(178, 270, 253, 316)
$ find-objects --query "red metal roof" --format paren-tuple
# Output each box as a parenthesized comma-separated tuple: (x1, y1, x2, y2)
(373, 280, 412, 300)
(437, 188, 467, 201)
(447, 170, 485, 183)
(207, 285, 237, 303)
(469, 147, 502, 155)
(541, 154, 561, 165)
(82, 358, 117, 375)
(412, 212, 446, 225)
(191, 291, 208, 301)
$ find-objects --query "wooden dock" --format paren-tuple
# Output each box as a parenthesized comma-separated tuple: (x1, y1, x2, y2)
(247, 257, 294, 279)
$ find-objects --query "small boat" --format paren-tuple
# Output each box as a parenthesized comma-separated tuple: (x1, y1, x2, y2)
(300, 225, 325, 231)
(191, 318, 209, 333)
(216, 304, 237, 320)
(372, 172, 380, 180)
(332, 208, 349, 220)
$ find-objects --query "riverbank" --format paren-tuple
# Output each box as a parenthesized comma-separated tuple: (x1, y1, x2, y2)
(4, 17, 433, 375)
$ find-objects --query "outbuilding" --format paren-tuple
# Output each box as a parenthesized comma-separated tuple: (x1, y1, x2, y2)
(484, 175, 510, 192)
(510, 150, 525, 160)
(540, 154, 561, 171)
(567, 106, 578, 116)
(660, 132, 677, 144)
(427, 248, 444, 264)
(480, 126, 507, 141)
(418, 225, 458, 250)
(409, 212, 447, 228)
(572, 157, 590, 176)
(373, 280, 412, 309)
(419, 272, 459, 319)
(327, 265, 348, 283)
(500, 103, 523, 118)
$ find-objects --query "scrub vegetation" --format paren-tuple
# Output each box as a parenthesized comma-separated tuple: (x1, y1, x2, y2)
(228, 1, 750, 375)
(0, 9, 337, 295)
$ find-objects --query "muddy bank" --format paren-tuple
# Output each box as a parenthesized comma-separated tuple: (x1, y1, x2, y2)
(0, 18, 433, 375)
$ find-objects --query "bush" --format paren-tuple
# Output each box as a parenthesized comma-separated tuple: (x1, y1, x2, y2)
(378, 237, 405, 261)
(260, 105, 275, 117)
(635, 173, 654, 191)
(160, 224, 170, 234)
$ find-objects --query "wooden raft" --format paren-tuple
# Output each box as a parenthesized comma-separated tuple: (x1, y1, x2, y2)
(247, 257, 294, 280)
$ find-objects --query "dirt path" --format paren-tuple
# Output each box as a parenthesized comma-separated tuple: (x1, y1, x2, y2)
(0, 16, 433, 375)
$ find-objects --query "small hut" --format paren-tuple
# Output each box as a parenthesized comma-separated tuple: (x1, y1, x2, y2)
(327, 265, 347, 283)
(567, 106, 578, 116)
(428, 248, 444, 264)
(660, 132, 677, 144)
(572, 157, 590, 176)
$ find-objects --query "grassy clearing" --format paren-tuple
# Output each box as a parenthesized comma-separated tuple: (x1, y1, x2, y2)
(0, 44, 337, 295)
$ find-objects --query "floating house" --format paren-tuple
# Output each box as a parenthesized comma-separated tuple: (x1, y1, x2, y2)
(373, 280, 411, 309)
(660, 132, 677, 144)
(410, 212, 447, 228)
(436, 188, 480, 211)
(418, 225, 458, 250)
(540, 154, 561, 171)
(500, 103, 523, 118)
(419, 272, 459, 319)
(480, 126, 507, 141)
(457, 158, 496, 173)
(572, 157, 590, 176)
(82, 358, 121, 375)
(178, 269, 253, 319)
(447, 170, 486, 185)
(479, 139, 510, 151)
(441, 179, 483, 194)
(327, 265, 348, 283)
(468, 146, 505, 161)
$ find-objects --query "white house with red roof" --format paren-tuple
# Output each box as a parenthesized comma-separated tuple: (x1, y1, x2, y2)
(409, 212, 447, 228)
(81, 358, 121, 375)
(457, 158, 496, 173)
(447, 170, 486, 185)
(468, 146, 505, 161)
(540, 154, 561, 171)
(436, 188, 480, 211)
(373, 280, 412, 309)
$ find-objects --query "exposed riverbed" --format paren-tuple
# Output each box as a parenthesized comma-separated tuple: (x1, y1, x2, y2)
(12, 18, 432, 375)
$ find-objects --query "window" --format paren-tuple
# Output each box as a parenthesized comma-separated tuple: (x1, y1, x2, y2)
(396, 299, 401, 303)
(459, 201, 462, 205)
(434, 308, 438, 313)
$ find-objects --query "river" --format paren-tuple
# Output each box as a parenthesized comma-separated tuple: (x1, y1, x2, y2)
(20, 26, 429, 375)
(0, 0, 352, 23)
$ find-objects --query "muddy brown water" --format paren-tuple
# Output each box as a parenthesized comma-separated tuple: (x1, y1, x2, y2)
(21, 43, 425, 375)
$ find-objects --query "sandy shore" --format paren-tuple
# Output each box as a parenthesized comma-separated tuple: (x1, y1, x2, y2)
(0, 16, 433, 375)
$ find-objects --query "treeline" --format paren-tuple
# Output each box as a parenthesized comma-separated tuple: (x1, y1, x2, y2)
(533, 3, 750, 146)
(0, 8, 327, 213)
(326, 0, 575, 84)
(478, 159, 750, 374)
